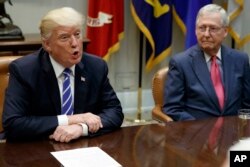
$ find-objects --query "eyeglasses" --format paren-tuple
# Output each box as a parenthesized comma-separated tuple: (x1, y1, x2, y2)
(197, 26, 223, 34)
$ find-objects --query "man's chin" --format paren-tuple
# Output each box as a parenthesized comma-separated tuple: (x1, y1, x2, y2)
(72, 58, 81, 64)
(201, 45, 213, 51)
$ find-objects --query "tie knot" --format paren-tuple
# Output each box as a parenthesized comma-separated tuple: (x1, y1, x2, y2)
(63, 68, 71, 76)
(211, 55, 217, 62)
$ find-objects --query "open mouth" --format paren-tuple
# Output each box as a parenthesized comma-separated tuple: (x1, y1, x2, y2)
(73, 51, 79, 55)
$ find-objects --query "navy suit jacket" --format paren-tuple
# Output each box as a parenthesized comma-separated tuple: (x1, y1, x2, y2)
(163, 45, 250, 121)
(3, 48, 124, 140)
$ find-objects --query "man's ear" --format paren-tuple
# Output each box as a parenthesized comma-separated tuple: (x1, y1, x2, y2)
(42, 39, 51, 52)
(223, 26, 229, 39)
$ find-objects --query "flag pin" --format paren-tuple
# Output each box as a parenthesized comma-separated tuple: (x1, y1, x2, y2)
(81, 77, 86, 82)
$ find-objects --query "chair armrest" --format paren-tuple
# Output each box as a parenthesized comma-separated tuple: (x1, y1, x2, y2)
(152, 105, 173, 122)
(0, 131, 6, 143)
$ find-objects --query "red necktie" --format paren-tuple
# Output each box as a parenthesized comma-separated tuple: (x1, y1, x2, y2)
(210, 56, 224, 109)
(208, 117, 224, 150)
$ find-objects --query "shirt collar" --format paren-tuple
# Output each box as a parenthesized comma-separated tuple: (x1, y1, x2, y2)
(204, 47, 222, 63)
(49, 55, 75, 78)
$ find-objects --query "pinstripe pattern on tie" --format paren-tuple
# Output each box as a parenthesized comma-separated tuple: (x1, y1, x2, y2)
(62, 68, 73, 115)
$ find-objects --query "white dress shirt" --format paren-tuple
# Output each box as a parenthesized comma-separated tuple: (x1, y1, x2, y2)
(49, 56, 88, 136)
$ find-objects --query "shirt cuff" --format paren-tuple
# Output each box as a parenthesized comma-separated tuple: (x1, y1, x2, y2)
(78, 123, 89, 136)
(57, 115, 68, 126)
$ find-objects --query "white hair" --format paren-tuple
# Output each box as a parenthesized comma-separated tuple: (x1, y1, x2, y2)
(196, 4, 229, 27)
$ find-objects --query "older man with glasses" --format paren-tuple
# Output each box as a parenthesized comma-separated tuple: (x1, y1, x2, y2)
(162, 4, 250, 121)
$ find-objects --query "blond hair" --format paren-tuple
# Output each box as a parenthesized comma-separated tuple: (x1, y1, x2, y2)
(39, 7, 85, 40)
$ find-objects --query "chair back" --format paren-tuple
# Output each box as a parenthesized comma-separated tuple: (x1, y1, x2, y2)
(151, 67, 173, 122)
(0, 56, 22, 132)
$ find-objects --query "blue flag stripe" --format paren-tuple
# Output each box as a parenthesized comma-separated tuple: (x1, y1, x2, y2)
(173, 0, 212, 48)
(131, 0, 172, 71)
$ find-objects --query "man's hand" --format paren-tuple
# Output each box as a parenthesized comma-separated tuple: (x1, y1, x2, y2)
(49, 124, 83, 143)
(68, 113, 103, 133)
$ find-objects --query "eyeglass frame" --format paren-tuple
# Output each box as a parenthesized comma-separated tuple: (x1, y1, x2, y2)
(196, 25, 225, 34)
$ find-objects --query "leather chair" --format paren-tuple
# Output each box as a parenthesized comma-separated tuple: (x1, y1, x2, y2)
(151, 67, 173, 122)
(0, 56, 22, 132)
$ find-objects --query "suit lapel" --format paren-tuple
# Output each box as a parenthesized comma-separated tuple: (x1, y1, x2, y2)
(221, 46, 234, 109)
(74, 61, 88, 114)
(41, 53, 61, 115)
(191, 46, 220, 109)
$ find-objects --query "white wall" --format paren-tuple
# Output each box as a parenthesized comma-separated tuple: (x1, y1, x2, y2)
(5, 0, 250, 119)
(6, 0, 87, 34)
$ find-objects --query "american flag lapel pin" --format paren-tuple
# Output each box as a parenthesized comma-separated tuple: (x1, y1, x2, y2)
(81, 76, 86, 82)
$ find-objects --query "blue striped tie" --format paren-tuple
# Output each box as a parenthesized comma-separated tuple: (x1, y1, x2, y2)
(62, 68, 73, 115)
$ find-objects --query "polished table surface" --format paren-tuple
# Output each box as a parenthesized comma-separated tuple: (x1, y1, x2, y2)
(0, 116, 249, 167)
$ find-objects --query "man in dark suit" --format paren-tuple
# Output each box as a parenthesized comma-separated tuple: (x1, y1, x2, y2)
(2, 7, 124, 142)
(163, 4, 250, 121)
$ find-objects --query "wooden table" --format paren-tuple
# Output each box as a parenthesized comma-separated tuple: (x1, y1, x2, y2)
(0, 116, 249, 167)
(0, 34, 90, 56)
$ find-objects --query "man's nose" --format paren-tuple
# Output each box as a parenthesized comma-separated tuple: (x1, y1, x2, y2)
(70, 36, 78, 46)
(204, 27, 211, 36)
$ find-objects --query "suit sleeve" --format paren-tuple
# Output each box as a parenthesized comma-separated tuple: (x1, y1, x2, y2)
(3, 61, 58, 141)
(89, 60, 124, 137)
(162, 57, 195, 121)
(241, 53, 250, 109)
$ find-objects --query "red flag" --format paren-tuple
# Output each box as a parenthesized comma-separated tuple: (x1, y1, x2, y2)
(86, 0, 124, 61)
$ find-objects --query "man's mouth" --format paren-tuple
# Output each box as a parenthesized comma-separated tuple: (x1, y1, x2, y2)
(73, 51, 79, 55)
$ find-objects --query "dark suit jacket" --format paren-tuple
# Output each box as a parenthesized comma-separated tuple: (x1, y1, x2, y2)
(163, 45, 250, 121)
(3, 48, 124, 140)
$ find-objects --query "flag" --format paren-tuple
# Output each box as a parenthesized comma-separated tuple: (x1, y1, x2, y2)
(173, 0, 212, 49)
(131, 0, 172, 72)
(86, 0, 124, 61)
(228, 0, 250, 48)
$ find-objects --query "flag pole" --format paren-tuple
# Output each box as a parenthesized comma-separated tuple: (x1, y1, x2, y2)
(126, 32, 148, 123)
(135, 32, 144, 121)
(133, 32, 146, 123)
(231, 37, 235, 49)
